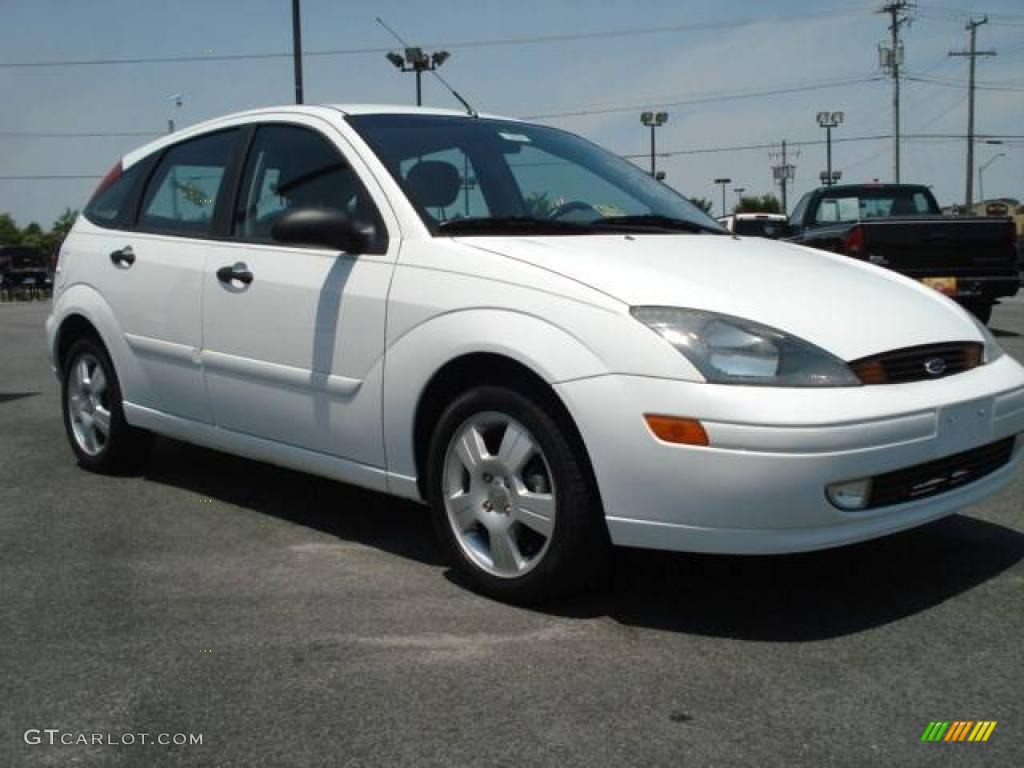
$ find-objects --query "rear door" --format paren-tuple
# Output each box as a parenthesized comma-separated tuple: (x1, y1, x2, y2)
(81, 129, 240, 422)
(200, 118, 397, 467)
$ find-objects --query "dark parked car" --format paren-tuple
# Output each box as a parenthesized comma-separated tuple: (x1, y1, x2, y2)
(786, 184, 1020, 323)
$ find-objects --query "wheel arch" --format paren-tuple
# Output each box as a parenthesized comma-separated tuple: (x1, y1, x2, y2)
(382, 308, 609, 501)
(50, 284, 141, 401)
(412, 352, 601, 503)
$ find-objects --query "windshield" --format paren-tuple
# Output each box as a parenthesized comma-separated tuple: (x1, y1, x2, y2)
(346, 114, 723, 236)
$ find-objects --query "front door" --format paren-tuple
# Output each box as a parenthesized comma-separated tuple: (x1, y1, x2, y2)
(201, 120, 396, 468)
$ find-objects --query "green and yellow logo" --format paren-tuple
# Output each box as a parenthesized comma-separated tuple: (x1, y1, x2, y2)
(921, 721, 997, 742)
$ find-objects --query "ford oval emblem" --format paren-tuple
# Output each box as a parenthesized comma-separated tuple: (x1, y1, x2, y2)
(924, 357, 947, 376)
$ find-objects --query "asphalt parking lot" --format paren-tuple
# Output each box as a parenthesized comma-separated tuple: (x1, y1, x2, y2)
(2, 299, 1023, 767)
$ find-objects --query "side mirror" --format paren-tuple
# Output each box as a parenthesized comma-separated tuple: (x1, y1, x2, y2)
(271, 206, 369, 254)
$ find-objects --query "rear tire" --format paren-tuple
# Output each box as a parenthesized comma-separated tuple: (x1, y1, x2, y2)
(61, 337, 152, 473)
(426, 385, 608, 604)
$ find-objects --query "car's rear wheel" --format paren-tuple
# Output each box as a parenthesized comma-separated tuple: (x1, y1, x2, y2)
(61, 337, 152, 473)
(426, 385, 608, 603)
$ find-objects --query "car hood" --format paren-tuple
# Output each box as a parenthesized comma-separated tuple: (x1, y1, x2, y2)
(457, 233, 982, 361)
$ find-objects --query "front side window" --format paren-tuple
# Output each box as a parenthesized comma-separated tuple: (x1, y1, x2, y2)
(234, 124, 385, 250)
(347, 114, 723, 237)
(138, 130, 237, 235)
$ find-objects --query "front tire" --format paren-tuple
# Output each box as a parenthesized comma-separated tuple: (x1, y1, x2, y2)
(61, 337, 152, 473)
(426, 385, 608, 603)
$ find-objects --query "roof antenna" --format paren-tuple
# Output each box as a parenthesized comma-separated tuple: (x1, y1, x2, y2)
(375, 16, 478, 117)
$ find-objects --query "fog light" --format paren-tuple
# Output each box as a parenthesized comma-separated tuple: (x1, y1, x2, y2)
(826, 478, 872, 510)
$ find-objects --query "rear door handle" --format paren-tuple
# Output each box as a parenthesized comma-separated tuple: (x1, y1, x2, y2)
(216, 262, 253, 286)
(109, 246, 135, 268)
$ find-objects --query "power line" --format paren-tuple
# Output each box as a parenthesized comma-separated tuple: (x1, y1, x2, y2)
(0, 8, 877, 70)
(3, 131, 1021, 182)
(0, 76, 886, 139)
(519, 76, 885, 119)
(0, 130, 160, 138)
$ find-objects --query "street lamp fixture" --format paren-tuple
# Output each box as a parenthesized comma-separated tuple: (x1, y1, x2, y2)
(816, 110, 844, 186)
(385, 47, 451, 106)
(640, 111, 668, 177)
(733, 187, 745, 208)
(714, 177, 732, 217)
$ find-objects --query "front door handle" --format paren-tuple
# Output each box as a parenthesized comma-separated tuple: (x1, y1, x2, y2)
(110, 246, 135, 268)
(216, 262, 253, 286)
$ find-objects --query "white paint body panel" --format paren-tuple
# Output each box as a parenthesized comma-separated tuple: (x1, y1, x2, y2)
(45, 104, 1024, 557)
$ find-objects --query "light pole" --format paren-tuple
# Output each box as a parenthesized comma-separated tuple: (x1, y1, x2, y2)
(386, 48, 450, 106)
(733, 187, 745, 211)
(714, 178, 732, 217)
(640, 111, 668, 177)
(291, 0, 304, 104)
(167, 93, 182, 134)
(816, 111, 844, 186)
(978, 152, 1004, 204)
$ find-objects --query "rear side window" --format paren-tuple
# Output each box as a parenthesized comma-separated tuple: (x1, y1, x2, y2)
(83, 160, 151, 228)
(138, 130, 237, 236)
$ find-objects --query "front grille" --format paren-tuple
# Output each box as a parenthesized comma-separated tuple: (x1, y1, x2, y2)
(850, 342, 983, 385)
(866, 437, 1016, 508)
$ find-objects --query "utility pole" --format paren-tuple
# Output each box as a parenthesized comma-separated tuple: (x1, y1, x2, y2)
(640, 112, 668, 177)
(879, 2, 911, 183)
(291, 0, 304, 104)
(950, 17, 996, 210)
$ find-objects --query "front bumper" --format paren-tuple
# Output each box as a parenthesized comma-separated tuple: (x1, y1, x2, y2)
(554, 355, 1024, 554)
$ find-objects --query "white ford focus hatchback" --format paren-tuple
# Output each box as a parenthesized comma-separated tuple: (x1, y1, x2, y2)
(47, 105, 1024, 602)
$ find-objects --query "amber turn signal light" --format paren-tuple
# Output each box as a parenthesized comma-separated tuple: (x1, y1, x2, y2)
(644, 415, 710, 446)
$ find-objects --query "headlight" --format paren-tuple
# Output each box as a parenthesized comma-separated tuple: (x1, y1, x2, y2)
(968, 313, 1004, 364)
(631, 306, 861, 387)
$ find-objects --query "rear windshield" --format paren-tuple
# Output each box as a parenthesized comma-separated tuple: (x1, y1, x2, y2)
(814, 188, 939, 223)
(734, 218, 787, 238)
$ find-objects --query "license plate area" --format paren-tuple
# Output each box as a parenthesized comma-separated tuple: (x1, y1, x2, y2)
(936, 398, 993, 456)
(922, 276, 956, 296)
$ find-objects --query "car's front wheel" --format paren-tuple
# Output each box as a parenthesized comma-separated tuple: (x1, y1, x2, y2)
(426, 385, 608, 603)
(61, 337, 152, 473)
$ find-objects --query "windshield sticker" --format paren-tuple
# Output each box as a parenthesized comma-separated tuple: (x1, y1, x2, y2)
(499, 132, 532, 143)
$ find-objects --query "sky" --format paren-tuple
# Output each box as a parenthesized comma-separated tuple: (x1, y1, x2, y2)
(0, 0, 1021, 227)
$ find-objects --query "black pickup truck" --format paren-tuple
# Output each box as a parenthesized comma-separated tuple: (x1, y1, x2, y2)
(786, 184, 1020, 323)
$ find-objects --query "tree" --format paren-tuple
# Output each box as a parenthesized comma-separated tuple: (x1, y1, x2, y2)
(19, 222, 45, 250)
(0, 213, 20, 245)
(688, 196, 713, 215)
(734, 194, 782, 214)
(524, 191, 554, 219)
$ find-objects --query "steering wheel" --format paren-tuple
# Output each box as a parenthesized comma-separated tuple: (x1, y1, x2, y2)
(548, 200, 600, 221)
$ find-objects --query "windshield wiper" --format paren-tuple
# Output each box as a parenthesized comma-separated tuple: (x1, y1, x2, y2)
(591, 215, 726, 235)
(437, 216, 596, 235)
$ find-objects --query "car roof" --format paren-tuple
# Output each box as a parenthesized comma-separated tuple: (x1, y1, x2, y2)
(121, 103, 515, 169)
